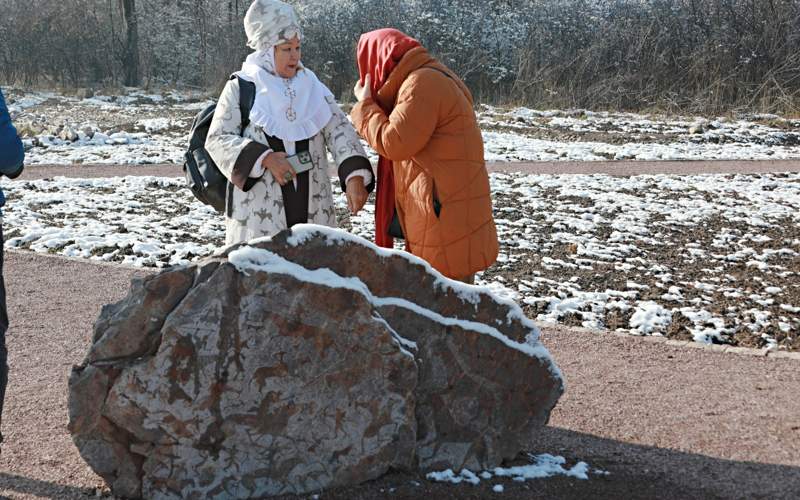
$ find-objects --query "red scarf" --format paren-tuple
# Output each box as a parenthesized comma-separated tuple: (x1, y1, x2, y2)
(356, 29, 421, 248)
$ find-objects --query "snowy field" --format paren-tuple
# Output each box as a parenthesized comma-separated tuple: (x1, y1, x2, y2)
(7, 88, 205, 165)
(6, 87, 800, 164)
(3, 171, 798, 351)
(479, 106, 800, 162)
(3, 86, 798, 350)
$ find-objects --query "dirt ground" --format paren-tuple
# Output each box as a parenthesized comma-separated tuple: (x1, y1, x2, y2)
(0, 251, 798, 500)
(16, 159, 800, 180)
(1, 160, 799, 499)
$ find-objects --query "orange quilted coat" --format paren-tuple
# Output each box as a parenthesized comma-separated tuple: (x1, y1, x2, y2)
(351, 46, 499, 280)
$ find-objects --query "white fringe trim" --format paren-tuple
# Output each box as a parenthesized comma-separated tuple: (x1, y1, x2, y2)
(237, 66, 334, 142)
(249, 95, 332, 142)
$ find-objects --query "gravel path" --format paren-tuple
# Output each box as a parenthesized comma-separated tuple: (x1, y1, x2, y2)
(0, 251, 797, 499)
(487, 159, 800, 175)
(0, 252, 150, 499)
(17, 159, 800, 180)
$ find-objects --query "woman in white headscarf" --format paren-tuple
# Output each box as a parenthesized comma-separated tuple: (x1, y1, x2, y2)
(206, 0, 373, 244)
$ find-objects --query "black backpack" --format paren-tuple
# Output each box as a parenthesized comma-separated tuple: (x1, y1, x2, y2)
(183, 76, 256, 214)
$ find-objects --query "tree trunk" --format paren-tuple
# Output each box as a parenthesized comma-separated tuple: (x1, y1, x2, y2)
(120, 0, 139, 86)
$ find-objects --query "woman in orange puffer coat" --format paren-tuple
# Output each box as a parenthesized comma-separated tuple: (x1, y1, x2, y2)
(351, 28, 498, 282)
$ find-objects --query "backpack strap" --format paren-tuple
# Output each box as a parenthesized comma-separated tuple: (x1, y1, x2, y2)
(223, 76, 256, 219)
(236, 76, 256, 132)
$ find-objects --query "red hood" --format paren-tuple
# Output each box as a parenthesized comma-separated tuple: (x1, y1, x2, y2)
(356, 28, 421, 107)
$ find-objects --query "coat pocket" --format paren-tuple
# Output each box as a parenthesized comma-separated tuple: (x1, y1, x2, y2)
(389, 209, 405, 239)
(389, 194, 440, 240)
(432, 182, 441, 218)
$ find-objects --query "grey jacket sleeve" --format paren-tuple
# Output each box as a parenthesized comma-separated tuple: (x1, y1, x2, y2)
(205, 79, 268, 191)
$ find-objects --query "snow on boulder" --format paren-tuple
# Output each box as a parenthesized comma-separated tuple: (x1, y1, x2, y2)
(108, 132, 131, 145)
(58, 125, 79, 142)
(68, 225, 563, 498)
(89, 132, 110, 145)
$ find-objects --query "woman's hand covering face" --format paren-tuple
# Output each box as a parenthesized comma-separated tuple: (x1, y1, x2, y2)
(353, 74, 372, 102)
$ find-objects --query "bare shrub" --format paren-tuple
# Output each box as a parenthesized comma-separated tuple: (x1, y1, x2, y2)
(1, 0, 798, 114)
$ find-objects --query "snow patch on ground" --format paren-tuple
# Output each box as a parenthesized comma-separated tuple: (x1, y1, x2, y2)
(480, 105, 800, 162)
(426, 453, 601, 489)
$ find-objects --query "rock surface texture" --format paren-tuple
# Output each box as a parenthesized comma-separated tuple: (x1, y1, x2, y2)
(69, 225, 564, 499)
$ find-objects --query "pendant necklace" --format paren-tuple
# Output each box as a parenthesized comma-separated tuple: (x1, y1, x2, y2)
(283, 78, 297, 122)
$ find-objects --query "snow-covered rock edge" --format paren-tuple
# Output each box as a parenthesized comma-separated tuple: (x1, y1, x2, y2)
(228, 225, 560, 379)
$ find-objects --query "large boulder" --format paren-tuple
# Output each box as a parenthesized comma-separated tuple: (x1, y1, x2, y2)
(76, 87, 95, 99)
(69, 225, 564, 498)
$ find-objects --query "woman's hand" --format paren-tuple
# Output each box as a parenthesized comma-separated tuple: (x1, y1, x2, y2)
(262, 151, 296, 186)
(346, 177, 369, 215)
(353, 74, 372, 102)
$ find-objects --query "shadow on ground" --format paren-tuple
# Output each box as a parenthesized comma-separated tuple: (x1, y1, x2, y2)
(273, 426, 798, 500)
(0, 473, 95, 500)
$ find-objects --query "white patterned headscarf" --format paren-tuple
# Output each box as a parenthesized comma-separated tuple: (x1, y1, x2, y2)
(244, 0, 303, 51)
(237, 0, 333, 142)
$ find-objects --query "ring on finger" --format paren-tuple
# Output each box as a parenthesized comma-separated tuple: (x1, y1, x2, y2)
(284, 172, 293, 182)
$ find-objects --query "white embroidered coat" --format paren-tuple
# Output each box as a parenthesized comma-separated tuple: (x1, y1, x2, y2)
(206, 77, 372, 245)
